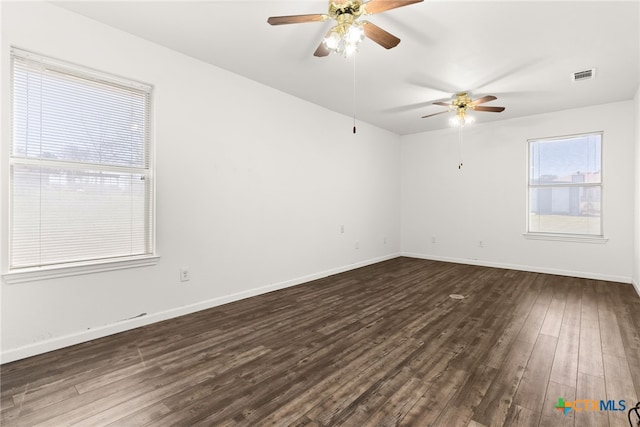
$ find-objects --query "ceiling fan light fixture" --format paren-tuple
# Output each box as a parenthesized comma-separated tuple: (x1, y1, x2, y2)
(324, 30, 342, 50)
(449, 113, 475, 127)
(344, 41, 359, 57)
(346, 22, 365, 44)
(323, 22, 365, 57)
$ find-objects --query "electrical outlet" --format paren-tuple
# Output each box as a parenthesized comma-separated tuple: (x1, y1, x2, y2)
(180, 267, 190, 282)
(478, 240, 484, 248)
(383, 236, 387, 244)
(431, 236, 436, 243)
(340, 225, 344, 234)
(355, 241, 359, 249)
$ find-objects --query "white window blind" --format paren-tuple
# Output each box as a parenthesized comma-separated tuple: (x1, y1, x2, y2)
(527, 132, 602, 237)
(10, 48, 154, 270)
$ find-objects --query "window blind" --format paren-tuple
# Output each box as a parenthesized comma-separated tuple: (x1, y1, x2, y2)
(10, 48, 154, 269)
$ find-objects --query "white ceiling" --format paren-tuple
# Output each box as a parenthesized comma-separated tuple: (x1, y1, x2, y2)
(52, 0, 640, 135)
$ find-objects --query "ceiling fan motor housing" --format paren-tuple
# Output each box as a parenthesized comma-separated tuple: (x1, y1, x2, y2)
(329, 0, 364, 20)
(453, 92, 472, 109)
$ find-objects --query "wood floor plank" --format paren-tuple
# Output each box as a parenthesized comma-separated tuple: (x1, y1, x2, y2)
(484, 274, 541, 370)
(561, 278, 582, 327)
(471, 338, 536, 427)
(359, 376, 428, 427)
(104, 402, 172, 427)
(2, 257, 639, 427)
(539, 277, 568, 338)
(575, 372, 609, 427)
(0, 395, 14, 413)
(503, 404, 539, 427)
(517, 301, 551, 345)
(603, 353, 639, 427)
(625, 346, 640, 399)
(513, 334, 558, 416)
(539, 380, 576, 427)
(10, 384, 79, 418)
(397, 368, 468, 426)
(596, 282, 628, 358)
(609, 285, 640, 350)
(430, 365, 499, 427)
(578, 318, 604, 378)
(549, 328, 579, 390)
(578, 282, 604, 378)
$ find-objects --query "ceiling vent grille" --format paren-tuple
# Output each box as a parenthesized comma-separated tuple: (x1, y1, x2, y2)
(572, 68, 596, 82)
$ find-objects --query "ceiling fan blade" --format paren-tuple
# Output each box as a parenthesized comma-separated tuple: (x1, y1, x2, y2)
(433, 101, 451, 107)
(421, 110, 450, 119)
(267, 14, 328, 25)
(363, 0, 423, 15)
(362, 21, 400, 49)
(314, 36, 331, 57)
(469, 95, 497, 106)
(473, 106, 505, 112)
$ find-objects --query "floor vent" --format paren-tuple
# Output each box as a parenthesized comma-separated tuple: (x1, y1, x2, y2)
(572, 68, 595, 82)
(449, 294, 465, 300)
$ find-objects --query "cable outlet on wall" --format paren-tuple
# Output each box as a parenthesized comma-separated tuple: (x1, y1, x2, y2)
(180, 267, 190, 282)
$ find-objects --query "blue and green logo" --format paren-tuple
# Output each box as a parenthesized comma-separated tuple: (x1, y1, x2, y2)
(554, 397, 627, 415)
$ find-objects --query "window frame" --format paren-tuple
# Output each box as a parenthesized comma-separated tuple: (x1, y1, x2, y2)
(3, 47, 158, 284)
(524, 131, 607, 244)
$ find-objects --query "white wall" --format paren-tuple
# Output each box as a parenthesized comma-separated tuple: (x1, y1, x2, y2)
(634, 85, 640, 294)
(401, 102, 635, 283)
(0, 2, 401, 362)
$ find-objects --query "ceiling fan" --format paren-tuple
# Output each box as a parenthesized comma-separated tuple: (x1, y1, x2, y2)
(267, 0, 423, 57)
(422, 92, 506, 125)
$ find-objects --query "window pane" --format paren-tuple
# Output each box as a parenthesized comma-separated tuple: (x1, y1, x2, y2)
(11, 163, 150, 268)
(528, 186, 601, 235)
(12, 57, 148, 168)
(530, 134, 601, 184)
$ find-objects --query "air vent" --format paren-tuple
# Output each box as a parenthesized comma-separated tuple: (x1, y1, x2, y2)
(572, 68, 596, 82)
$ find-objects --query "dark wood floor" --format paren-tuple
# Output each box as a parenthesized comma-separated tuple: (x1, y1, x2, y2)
(2, 257, 639, 426)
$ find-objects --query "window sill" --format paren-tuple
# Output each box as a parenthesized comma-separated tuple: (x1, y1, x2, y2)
(2, 255, 160, 284)
(523, 233, 608, 244)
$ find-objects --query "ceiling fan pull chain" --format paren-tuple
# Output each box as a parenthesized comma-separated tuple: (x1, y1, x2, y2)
(458, 124, 463, 169)
(352, 55, 357, 134)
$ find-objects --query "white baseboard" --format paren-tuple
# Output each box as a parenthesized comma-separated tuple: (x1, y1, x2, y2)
(1, 253, 400, 364)
(401, 252, 633, 284)
(633, 278, 640, 298)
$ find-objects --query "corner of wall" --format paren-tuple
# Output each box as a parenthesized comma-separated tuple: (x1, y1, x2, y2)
(634, 84, 640, 291)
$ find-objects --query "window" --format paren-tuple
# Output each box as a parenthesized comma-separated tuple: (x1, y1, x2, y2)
(9, 48, 154, 273)
(527, 132, 602, 238)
